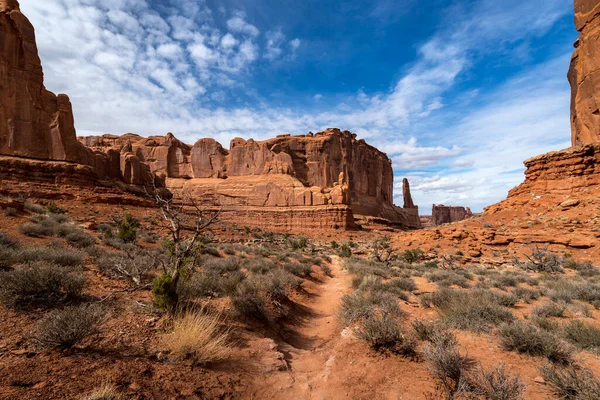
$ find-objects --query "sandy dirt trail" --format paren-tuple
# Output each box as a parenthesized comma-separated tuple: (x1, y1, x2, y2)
(248, 255, 354, 399)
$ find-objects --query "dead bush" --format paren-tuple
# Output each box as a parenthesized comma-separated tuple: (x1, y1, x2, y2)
(161, 309, 230, 365)
(36, 304, 106, 348)
(519, 247, 564, 273)
(95, 245, 159, 286)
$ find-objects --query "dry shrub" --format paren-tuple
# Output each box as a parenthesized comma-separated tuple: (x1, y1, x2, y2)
(563, 320, 600, 352)
(161, 310, 230, 365)
(356, 313, 416, 356)
(532, 301, 567, 318)
(425, 337, 476, 398)
(338, 291, 402, 326)
(0, 262, 85, 308)
(499, 321, 572, 364)
(36, 304, 106, 348)
(541, 365, 600, 400)
(470, 364, 526, 400)
(80, 383, 123, 400)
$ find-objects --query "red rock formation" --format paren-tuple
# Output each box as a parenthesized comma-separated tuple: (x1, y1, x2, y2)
(569, 0, 600, 146)
(432, 204, 473, 226)
(80, 129, 421, 228)
(0, 0, 154, 187)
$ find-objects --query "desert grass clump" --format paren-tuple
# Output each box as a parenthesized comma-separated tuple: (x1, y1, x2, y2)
(528, 315, 560, 332)
(420, 288, 515, 332)
(356, 313, 416, 356)
(80, 383, 123, 400)
(499, 321, 573, 364)
(532, 301, 567, 318)
(470, 364, 526, 400)
(161, 310, 230, 365)
(540, 365, 600, 400)
(563, 320, 600, 352)
(563, 258, 599, 278)
(36, 304, 106, 348)
(0, 262, 85, 308)
(412, 319, 457, 347)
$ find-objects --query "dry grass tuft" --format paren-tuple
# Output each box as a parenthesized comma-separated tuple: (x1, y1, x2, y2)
(80, 383, 123, 400)
(161, 309, 231, 365)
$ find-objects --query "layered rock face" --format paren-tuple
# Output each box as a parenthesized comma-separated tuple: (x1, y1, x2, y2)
(569, 0, 600, 146)
(81, 129, 421, 229)
(432, 205, 473, 226)
(0, 1, 154, 187)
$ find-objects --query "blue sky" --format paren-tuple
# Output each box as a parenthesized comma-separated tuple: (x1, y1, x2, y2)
(20, 0, 577, 212)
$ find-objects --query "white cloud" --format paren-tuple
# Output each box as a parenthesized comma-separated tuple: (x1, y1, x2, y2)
(16, 0, 573, 213)
(226, 14, 259, 37)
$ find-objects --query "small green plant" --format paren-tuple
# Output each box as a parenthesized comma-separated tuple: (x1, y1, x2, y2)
(403, 248, 424, 264)
(46, 202, 67, 214)
(116, 214, 140, 243)
(338, 243, 352, 258)
(152, 274, 177, 310)
(331, 240, 339, 249)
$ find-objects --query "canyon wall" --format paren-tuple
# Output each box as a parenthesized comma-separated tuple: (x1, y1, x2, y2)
(569, 0, 600, 146)
(0, 0, 154, 187)
(432, 204, 473, 226)
(81, 130, 421, 228)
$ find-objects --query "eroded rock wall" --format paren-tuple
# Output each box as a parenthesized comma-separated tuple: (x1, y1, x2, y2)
(0, 0, 154, 187)
(432, 205, 473, 226)
(80, 129, 421, 228)
(569, 0, 600, 146)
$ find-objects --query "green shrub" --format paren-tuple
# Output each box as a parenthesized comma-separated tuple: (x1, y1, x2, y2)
(116, 214, 140, 243)
(331, 241, 339, 249)
(499, 321, 572, 364)
(402, 248, 424, 264)
(338, 244, 352, 258)
(563, 320, 600, 352)
(36, 304, 105, 348)
(152, 274, 177, 310)
(541, 365, 600, 400)
(0, 263, 85, 308)
(46, 202, 67, 214)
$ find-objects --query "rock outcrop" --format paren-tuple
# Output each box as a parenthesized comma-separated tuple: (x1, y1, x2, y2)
(569, 0, 600, 146)
(432, 204, 473, 226)
(0, 0, 154, 187)
(81, 129, 421, 229)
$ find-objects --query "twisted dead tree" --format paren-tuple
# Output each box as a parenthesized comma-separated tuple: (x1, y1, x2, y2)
(147, 185, 220, 310)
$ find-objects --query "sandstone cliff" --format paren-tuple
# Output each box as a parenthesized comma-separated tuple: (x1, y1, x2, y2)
(0, 0, 154, 187)
(432, 205, 473, 226)
(80, 129, 421, 228)
(569, 0, 600, 146)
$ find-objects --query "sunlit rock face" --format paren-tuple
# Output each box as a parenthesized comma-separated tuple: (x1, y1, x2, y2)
(569, 0, 600, 146)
